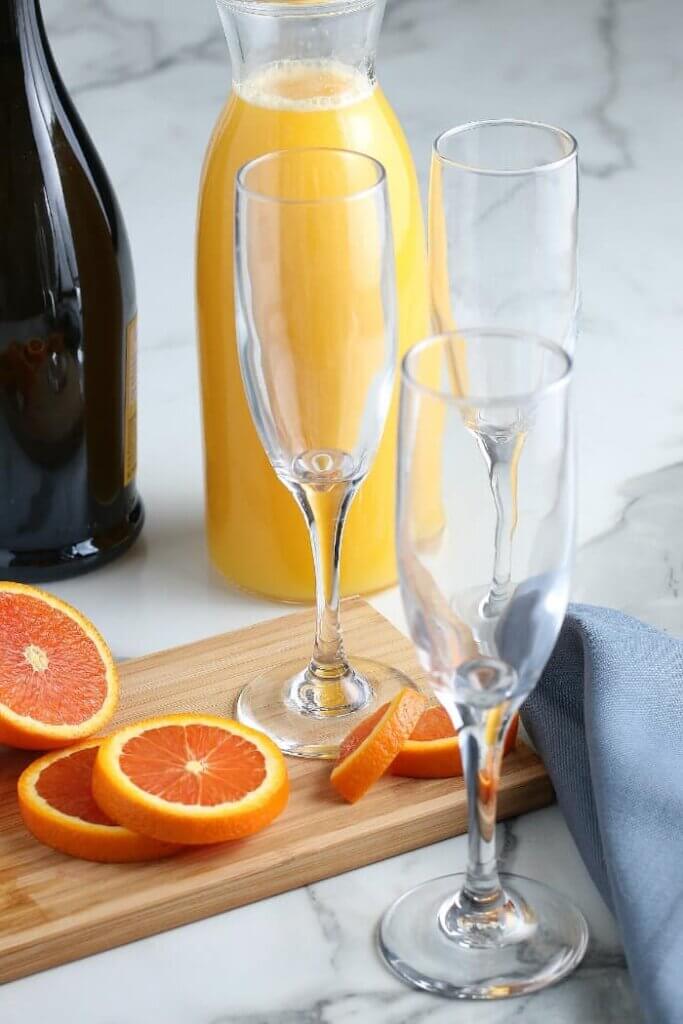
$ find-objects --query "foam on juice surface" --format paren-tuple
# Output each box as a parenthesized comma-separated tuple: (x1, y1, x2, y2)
(236, 59, 374, 110)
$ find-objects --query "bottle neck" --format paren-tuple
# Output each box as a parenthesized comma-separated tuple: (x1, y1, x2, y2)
(0, 0, 42, 53)
(216, 0, 385, 91)
(0, 0, 57, 100)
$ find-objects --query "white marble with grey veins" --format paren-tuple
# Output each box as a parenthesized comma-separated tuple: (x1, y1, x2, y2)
(3, 0, 682, 1019)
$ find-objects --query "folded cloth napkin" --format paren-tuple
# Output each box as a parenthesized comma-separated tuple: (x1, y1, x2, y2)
(522, 604, 683, 1024)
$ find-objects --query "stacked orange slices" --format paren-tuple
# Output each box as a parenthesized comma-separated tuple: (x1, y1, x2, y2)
(19, 716, 290, 861)
(330, 689, 426, 802)
(331, 690, 519, 803)
(4, 583, 289, 862)
(5, 583, 518, 858)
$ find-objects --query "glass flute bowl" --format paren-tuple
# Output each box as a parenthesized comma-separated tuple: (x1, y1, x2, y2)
(378, 329, 588, 998)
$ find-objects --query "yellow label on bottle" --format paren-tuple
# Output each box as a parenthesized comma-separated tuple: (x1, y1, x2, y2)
(124, 316, 138, 486)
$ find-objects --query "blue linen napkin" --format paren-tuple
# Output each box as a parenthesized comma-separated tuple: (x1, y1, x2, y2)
(522, 604, 683, 1024)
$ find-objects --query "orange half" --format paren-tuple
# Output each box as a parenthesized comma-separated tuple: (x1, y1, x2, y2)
(18, 739, 180, 862)
(330, 688, 426, 803)
(92, 714, 289, 845)
(0, 582, 118, 750)
(391, 706, 519, 778)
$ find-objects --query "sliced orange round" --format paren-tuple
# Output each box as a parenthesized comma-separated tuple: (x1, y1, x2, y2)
(330, 688, 426, 803)
(92, 714, 289, 845)
(0, 582, 118, 750)
(391, 706, 519, 778)
(18, 739, 180, 862)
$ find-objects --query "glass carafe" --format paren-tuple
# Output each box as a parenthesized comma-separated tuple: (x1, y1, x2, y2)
(196, 0, 429, 601)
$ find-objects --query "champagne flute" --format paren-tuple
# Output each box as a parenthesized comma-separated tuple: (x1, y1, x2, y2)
(429, 119, 579, 651)
(233, 147, 413, 759)
(430, 120, 579, 351)
(378, 329, 588, 998)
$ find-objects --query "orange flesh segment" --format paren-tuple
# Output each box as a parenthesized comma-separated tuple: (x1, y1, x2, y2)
(408, 705, 454, 740)
(0, 592, 107, 725)
(119, 724, 267, 806)
(36, 746, 113, 826)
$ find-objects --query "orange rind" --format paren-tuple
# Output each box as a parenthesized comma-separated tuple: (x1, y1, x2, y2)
(391, 706, 519, 778)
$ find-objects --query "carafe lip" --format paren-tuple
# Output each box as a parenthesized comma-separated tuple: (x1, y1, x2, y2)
(216, 0, 375, 17)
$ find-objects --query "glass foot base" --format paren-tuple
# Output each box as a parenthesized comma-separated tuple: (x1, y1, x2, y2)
(235, 656, 416, 759)
(378, 873, 588, 1000)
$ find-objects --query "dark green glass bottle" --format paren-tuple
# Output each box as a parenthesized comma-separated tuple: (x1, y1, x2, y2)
(0, 0, 143, 580)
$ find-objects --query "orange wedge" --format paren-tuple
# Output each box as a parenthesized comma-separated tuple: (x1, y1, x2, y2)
(0, 582, 118, 750)
(330, 688, 426, 803)
(18, 739, 179, 862)
(92, 714, 289, 844)
(391, 706, 519, 778)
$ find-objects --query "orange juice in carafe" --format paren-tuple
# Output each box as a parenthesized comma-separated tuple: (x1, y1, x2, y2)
(196, 0, 429, 601)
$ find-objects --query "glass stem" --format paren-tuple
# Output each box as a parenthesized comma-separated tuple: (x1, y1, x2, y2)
(291, 480, 369, 717)
(459, 701, 513, 907)
(307, 481, 354, 679)
(477, 431, 525, 617)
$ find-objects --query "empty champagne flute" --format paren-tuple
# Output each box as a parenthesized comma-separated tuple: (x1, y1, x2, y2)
(378, 329, 588, 998)
(233, 147, 412, 759)
(430, 120, 579, 352)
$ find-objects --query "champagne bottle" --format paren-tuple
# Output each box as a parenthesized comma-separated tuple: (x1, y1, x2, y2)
(0, 0, 143, 580)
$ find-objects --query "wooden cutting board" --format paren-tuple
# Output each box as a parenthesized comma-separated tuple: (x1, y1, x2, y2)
(0, 598, 553, 984)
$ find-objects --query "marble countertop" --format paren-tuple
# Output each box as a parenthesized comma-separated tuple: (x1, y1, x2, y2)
(4, 0, 682, 1019)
